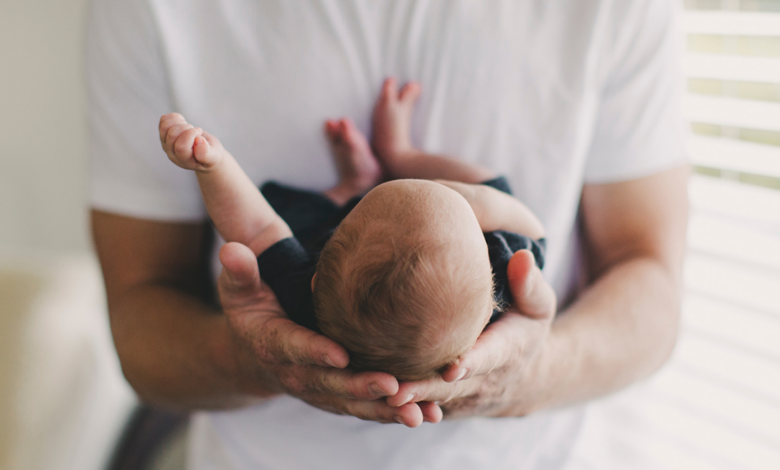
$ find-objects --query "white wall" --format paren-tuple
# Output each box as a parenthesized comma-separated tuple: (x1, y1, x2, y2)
(0, 0, 91, 253)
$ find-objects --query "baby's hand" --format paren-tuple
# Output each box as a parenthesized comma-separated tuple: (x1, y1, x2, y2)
(159, 113, 224, 171)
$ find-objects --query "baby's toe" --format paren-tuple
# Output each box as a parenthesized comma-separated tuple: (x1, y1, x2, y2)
(380, 77, 398, 102)
(399, 82, 421, 105)
(324, 120, 343, 144)
(341, 119, 369, 147)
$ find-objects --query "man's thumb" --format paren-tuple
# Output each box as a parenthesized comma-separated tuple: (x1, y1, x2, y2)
(507, 250, 556, 320)
(219, 242, 261, 290)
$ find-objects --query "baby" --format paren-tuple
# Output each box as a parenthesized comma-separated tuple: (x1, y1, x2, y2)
(159, 78, 545, 381)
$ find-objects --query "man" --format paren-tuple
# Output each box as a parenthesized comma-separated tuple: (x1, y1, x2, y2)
(87, 0, 688, 468)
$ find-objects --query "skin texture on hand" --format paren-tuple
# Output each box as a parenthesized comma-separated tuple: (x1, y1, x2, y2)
(92, 210, 438, 427)
(218, 241, 439, 427)
(94, 165, 685, 425)
(386, 250, 556, 418)
(387, 166, 687, 419)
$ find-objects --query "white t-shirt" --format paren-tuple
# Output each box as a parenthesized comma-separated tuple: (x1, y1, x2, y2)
(86, 1, 686, 468)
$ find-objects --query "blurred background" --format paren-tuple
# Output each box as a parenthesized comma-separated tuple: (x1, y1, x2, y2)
(0, 1, 778, 469)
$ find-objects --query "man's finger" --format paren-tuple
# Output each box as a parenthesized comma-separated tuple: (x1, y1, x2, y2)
(387, 377, 469, 407)
(219, 242, 351, 369)
(264, 316, 350, 369)
(507, 250, 556, 320)
(418, 401, 443, 423)
(279, 364, 398, 401)
(219, 242, 262, 291)
(440, 317, 512, 382)
(337, 399, 423, 427)
(441, 312, 542, 382)
(303, 363, 397, 399)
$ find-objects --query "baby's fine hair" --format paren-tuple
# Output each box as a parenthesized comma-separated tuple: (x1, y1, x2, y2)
(312, 216, 494, 381)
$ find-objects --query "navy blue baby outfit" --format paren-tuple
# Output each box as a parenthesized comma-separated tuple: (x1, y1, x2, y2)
(257, 177, 546, 333)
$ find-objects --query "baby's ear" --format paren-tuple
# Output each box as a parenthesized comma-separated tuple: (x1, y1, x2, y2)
(311, 272, 318, 292)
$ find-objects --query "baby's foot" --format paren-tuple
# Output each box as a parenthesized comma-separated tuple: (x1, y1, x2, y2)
(324, 118, 382, 196)
(371, 78, 421, 169)
(159, 113, 224, 172)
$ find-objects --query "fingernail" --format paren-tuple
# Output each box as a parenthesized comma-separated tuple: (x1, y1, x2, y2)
(400, 393, 414, 405)
(321, 354, 338, 368)
(394, 415, 406, 426)
(455, 368, 468, 381)
(369, 383, 388, 398)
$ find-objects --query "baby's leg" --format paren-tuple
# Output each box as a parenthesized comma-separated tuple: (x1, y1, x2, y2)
(159, 113, 291, 256)
(371, 78, 495, 183)
(322, 118, 382, 206)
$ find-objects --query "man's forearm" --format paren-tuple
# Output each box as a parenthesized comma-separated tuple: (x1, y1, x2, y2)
(528, 255, 681, 413)
(110, 283, 275, 410)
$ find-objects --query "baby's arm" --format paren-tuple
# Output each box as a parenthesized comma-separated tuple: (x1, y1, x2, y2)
(382, 148, 496, 184)
(437, 180, 545, 239)
(159, 113, 292, 256)
(372, 78, 495, 184)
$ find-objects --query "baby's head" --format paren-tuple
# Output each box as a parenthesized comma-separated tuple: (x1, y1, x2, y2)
(313, 180, 495, 381)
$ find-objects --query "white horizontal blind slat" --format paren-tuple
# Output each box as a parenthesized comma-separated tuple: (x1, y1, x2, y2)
(683, 11, 780, 36)
(689, 174, 780, 224)
(688, 210, 780, 271)
(684, 95, 780, 131)
(684, 55, 780, 82)
(684, 251, 780, 319)
(688, 135, 780, 177)
(683, 293, 780, 361)
(672, 333, 780, 414)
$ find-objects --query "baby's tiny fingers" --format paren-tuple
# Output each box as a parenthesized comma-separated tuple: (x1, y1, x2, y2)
(164, 122, 195, 149)
(200, 131, 223, 151)
(159, 113, 187, 139)
(173, 127, 202, 158)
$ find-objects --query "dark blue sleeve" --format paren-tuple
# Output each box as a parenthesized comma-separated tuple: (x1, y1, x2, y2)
(256, 237, 320, 332)
(480, 176, 547, 321)
(486, 232, 546, 321)
(481, 176, 513, 195)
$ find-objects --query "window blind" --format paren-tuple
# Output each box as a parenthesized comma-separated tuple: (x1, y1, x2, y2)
(566, 2, 780, 469)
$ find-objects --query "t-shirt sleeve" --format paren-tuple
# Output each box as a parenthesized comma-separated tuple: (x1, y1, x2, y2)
(85, 0, 205, 221)
(583, 0, 688, 184)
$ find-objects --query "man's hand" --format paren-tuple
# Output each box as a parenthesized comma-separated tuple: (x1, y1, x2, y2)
(219, 241, 441, 427)
(390, 167, 688, 418)
(386, 250, 556, 418)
